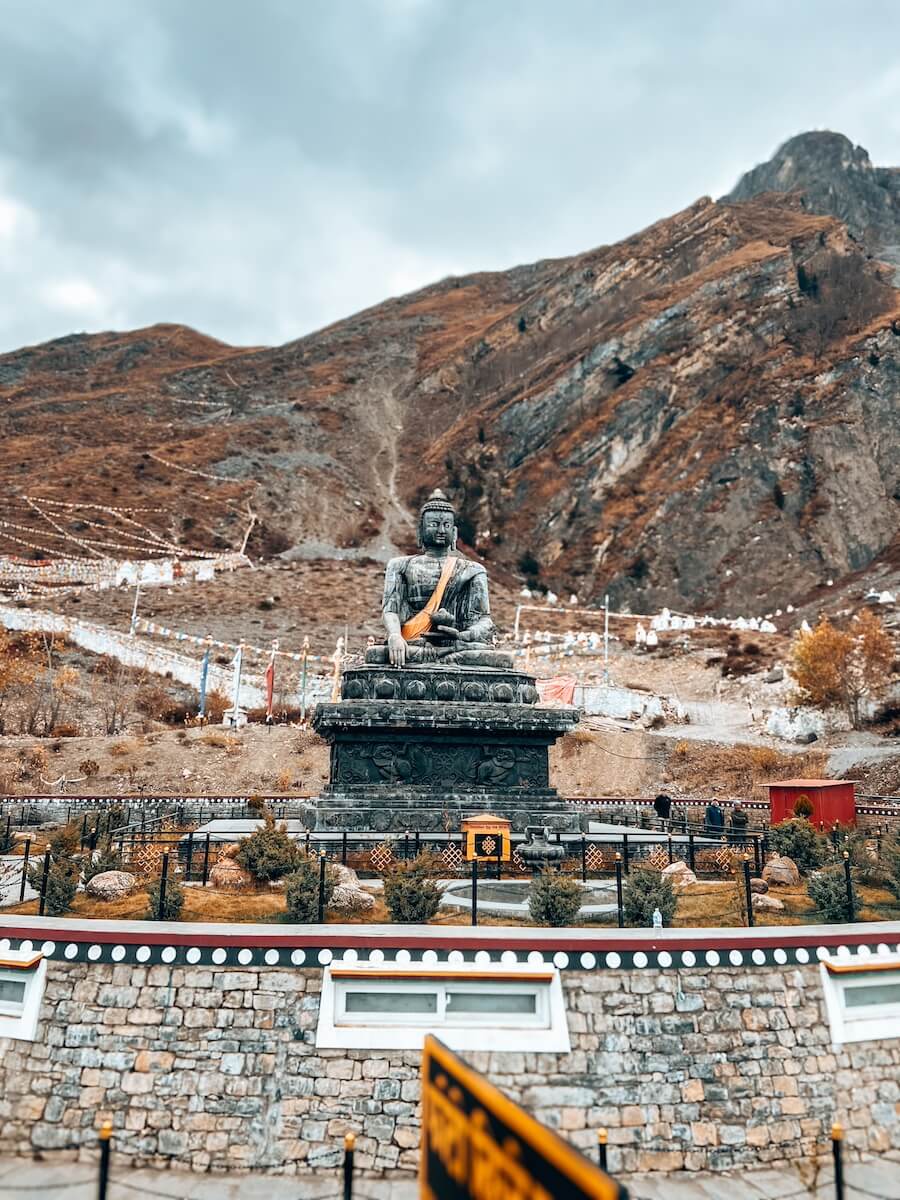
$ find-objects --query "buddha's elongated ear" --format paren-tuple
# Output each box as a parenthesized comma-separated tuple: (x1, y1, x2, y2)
(451, 524, 458, 550)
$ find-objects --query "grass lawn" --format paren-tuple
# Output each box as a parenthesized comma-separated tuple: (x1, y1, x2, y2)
(4, 875, 900, 928)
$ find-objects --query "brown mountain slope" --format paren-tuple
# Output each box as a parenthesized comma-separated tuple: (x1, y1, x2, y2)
(1, 183, 899, 616)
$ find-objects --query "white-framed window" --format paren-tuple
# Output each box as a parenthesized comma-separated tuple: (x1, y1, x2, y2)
(820, 952, 900, 1046)
(316, 962, 570, 1052)
(0, 950, 47, 1042)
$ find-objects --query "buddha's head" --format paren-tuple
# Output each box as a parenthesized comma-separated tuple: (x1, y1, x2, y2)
(417, 488, 457, 551)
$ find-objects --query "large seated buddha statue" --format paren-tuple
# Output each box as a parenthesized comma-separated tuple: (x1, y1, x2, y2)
(365, 489, 513, 669)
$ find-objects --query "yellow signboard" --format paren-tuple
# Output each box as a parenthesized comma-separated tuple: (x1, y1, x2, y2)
(420, 1035, 626, 1200)
(461, 812, 511, 862)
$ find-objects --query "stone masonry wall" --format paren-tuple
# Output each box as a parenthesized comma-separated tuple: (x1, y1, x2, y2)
(1, 960, 898, 1176)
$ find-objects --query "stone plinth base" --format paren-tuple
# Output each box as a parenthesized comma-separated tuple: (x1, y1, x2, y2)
(312, 664, 579, 834)
(314, 784, 580, 834)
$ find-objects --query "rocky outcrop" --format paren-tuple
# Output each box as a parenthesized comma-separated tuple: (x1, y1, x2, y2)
(330, 864, 375, 912)
(85, 871, 137, 901)
(752, 892, 786, 914)
(724, 131, 900, 259)
(2, 133, 898, 617)
(763, 855, 801, 887)
(661, 860, 698, 890)
(208, 860, 254, 891)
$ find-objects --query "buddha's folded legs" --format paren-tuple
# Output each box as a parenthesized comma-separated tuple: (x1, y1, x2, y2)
(364, 640, 513, 669)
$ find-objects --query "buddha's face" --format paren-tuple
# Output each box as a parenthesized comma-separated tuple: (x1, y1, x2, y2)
(420, 510, 455, 549)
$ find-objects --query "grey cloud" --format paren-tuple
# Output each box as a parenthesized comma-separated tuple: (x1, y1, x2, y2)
(1, 0, 900, 353)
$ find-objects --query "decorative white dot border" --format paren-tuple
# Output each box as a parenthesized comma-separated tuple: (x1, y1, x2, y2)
(5, 938, 898, 970)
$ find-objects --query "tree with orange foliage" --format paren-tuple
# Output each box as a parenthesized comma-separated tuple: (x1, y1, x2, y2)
(0, 630, 38, 735)
(790, 611, 894, 728)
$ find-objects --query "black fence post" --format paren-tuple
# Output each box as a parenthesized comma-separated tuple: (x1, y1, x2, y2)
(667, 833, 673, 865)
(98, 1120, 112, 1200)
(687, 832, 695, 872)
(597, 1127, 608, 1172)
(832, 1123, 844, 1200)
(615, 854, 624, 928)
(202, 833, 211, 886)
(496, 840, 502, 881)
(754, 835, 762, 877)
(19, 838, 31, 903)
(471, 857, 478, 927)
(843, 853, 855, 922)
(80, 813, 88, 849)
(622, 833, 630, 874)
(743, 854, 754, 928)
(581, 835, 587, 884)
(157, 852, 169, 920)
(4, 813, 10, 848)
(185, 831, 194, 883)
(341, 829, 348, 866)
(403, 830, 410, 861)
(415, 830, 421, 857)
(318, 851, 327, 923)
(343, 1131, 356, 1200)
(38, 849, 51, 916)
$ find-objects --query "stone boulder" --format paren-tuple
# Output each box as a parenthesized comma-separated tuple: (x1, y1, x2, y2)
(85, 871, 137, 901)
(661, 860, 698, 890)
(208, 860, 254, 891)
(750, 877, 769, 894)
(331, 864, 375, 913)
(762, 854, 800, 887)
(752, 893, 785, 913)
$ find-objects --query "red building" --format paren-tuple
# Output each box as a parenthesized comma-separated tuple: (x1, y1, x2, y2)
(767, 778, 856, 829)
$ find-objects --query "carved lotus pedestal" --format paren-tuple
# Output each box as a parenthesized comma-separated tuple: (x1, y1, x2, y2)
(311, 664, 580, 833)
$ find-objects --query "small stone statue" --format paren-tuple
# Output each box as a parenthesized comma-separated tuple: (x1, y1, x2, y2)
(366, 489, 512, 669)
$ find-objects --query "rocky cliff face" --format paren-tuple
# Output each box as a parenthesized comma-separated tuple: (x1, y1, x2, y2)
(2, 135, 899, 618)
(725, 130, 900, 265)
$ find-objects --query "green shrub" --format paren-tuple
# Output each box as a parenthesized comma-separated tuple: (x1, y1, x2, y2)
(808, 863, 857, 923)
(768, 818, 828, 875)
(236, 811, 300, 882)
(623, 868, 676, 927)
(528, 874, 582, 926)
(383, 853, 444, 923)
(882, 834, 900, 900)
(49, 821, 82, 859)
(146, 867, 184, 921)
(284, 853, 336, 922)
(29, 856, 79, 916)
(82, 840, 124, 885)
(841, 829, 891, 888)
(106, 805, 127, 831)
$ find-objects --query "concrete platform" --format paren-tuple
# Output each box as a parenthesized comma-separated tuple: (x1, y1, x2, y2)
(1, 1151, 898, 1198)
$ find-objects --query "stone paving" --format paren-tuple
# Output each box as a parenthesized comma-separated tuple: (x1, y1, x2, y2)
(2, 1153, 900, 1198)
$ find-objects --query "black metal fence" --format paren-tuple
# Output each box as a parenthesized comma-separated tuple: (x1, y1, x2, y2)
(103, 823, 770, 885)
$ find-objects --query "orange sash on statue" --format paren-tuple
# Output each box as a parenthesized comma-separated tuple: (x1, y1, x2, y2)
(400, 555, 457, 641)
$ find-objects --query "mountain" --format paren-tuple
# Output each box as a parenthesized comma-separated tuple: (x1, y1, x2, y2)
(2, 134, 899, 619)
(724, 130, 900, 266)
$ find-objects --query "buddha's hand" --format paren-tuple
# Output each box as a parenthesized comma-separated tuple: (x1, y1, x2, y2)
(388, 633, 407, 667)
(432, 609, 459, 638)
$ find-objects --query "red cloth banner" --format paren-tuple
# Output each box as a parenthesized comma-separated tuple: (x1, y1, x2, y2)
(536, 674, 577, 706)
(265, 658, 275, 718)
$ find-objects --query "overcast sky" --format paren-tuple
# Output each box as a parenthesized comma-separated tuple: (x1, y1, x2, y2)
(2, 0, 900, 354)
